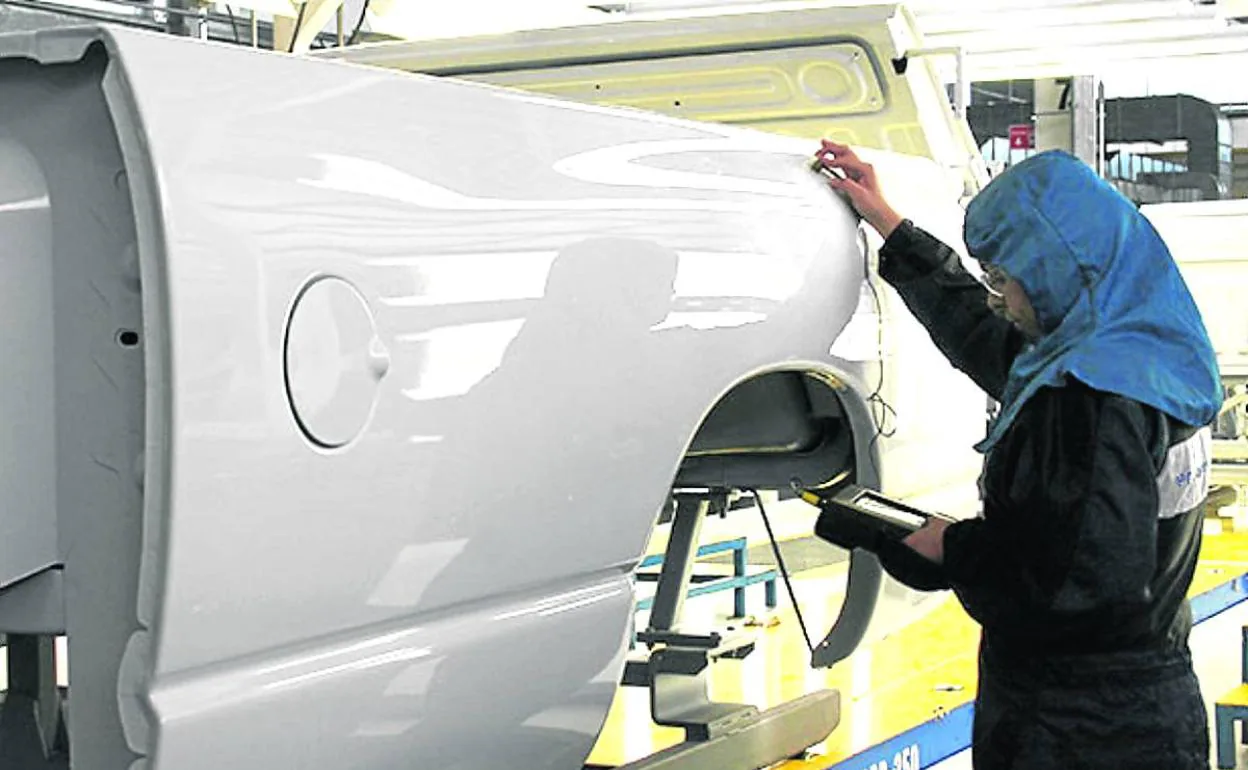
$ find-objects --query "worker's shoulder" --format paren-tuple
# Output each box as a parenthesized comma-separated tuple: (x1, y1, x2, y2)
(1022, 379, 1159, 435)
(1028, 376, 1163, 439)
(1004, 382, 1156, 486)
(1034, 378, 1152, 412)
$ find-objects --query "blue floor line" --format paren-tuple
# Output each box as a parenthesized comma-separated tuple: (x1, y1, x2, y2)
(825, 703, 974, 770)
(824, 569, 1248, 770)
(1192, 573, 1248, 624)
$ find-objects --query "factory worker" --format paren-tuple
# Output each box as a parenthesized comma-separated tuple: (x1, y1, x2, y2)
(813, 142, 1220, 770)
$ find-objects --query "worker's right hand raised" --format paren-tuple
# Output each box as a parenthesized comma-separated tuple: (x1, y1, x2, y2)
(813, 140, 904, 239)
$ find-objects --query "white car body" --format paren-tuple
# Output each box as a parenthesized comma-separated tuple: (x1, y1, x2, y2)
(0, 23, 939, 770)
(317, 0, 993, 519)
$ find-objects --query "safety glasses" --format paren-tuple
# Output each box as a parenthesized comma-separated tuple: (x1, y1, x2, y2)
(980, 264, 1008, 298)
(979, 264, 1012, 320)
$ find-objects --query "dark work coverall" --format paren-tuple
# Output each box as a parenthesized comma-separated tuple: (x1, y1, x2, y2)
(871, 220, 1212, 770)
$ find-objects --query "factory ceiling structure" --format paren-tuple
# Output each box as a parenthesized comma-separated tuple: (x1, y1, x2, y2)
(2, 0, 1246, 103)
(5, 0, 1248, 58)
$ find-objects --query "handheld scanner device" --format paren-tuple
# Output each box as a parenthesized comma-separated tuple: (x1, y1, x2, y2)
(798, 484, 944, 545)
(796, 482, 952, 669)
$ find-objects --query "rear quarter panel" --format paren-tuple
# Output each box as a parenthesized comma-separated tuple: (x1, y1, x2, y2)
(67, 28, 871, 769)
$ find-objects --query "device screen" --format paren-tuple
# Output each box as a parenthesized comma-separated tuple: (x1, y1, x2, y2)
(853, 490, 928, 530)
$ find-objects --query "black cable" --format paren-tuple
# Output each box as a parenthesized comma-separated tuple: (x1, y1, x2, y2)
(287, 2, 307, 53)
(224, 4, 242, 45)
(860, 245, 897, 486)
(863, 276, 896, 436)
(746, 489, 815, 655)
(347, 0, 372, 45)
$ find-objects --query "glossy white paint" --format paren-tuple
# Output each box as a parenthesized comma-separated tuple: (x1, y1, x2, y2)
(1, 25, 872, 769)
(315, 5, 991, 512)
(284, 275, 390, 448)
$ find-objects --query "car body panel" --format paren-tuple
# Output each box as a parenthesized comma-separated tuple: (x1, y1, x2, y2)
(315, 0, 991, 518)
(1, 25, 875, 769)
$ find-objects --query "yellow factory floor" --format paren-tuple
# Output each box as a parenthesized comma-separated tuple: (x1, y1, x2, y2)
(587, 528, 1248, 769)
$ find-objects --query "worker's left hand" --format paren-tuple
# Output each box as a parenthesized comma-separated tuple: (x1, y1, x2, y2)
(812, 140, 903, 238)
(902, 518, 951, 564)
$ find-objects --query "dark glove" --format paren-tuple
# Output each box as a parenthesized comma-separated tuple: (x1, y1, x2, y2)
(813, 505, 887, 553)
(876, 537, 951, 591)
(815, 505, 951, 590)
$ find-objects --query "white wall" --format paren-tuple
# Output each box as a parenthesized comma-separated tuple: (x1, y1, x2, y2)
(1233, 115, 1248, 149)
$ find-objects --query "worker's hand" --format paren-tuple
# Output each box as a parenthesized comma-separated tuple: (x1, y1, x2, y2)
(812, 140, 904, 239)
(901, 517, 951, 564)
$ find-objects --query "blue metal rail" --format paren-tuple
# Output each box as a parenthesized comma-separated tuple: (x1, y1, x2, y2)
(635, 537, 778, 619)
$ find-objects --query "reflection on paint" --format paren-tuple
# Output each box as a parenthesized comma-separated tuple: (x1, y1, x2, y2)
(351, 719, 422, 738)
(829, 282, 882, 362)
(651, 311, 767, 331)
(0, 195, 50, 213)
(399, 319, 526, 401)
(372, 251, 557, 308)
(255, 629, 425, 676)
(672, 250, 804, 302)
(522, 703, 604, 731)
(263, 647, 433, 692)
(539, 590, 623, 618)
(367, 540, 469, 608)
(377, 247, 803, 315)
(299, 153, 815, 214)
(554, 138, 814, 198)
(492, 581, 624, 622)
(383, 655, 444, 697)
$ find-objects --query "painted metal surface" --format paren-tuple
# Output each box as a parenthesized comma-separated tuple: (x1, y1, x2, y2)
(1, 42, 152, 767)
(1, 24, 876, 769)
(0, 135, 56, 594)
(312, 2, 990, 200)
(316, 1, 994, 510)
(283, 275, 390, 448)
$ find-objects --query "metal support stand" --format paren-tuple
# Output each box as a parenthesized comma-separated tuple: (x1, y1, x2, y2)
(0, 635, 68, 769)
(620, 492, 840, 770)
(649, 495, 710, 634)
(635, 538, 777, 621)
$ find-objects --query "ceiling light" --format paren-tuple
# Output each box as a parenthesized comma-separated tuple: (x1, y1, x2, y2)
(927, 16, 1229, 53)
(918, 0, 1207, 35)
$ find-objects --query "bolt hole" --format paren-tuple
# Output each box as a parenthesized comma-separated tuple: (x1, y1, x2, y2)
(117, 330, 140, 348)
(674, 100, 682, 107)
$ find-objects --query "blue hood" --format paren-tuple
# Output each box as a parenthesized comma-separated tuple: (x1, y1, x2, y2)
(963, 150, 1221, 453)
